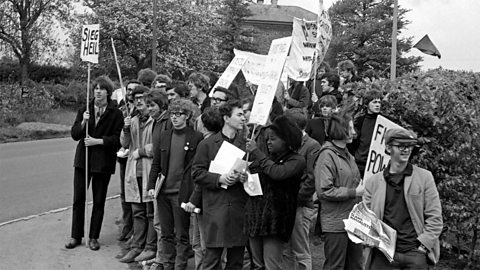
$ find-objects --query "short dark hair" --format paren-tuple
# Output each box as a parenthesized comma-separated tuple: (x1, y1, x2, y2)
(362, 69, 378, 81)
(321, 73, 340, 90)
(319, 95, 337, 108)
(145, 89, 168, 110)
(131, 85, 150, 97)
(241, 96, 254, 111)
(125, 79, 141, 90)
(363, 89, 383, 107)
(201, 107, 223, 133)
(137, 68, 157, 87)
(327, 111, 352, 140)
(171, 82, 190, 98)
(219, 100, 242, 118)
(337, 60, 356, 74)
(92, 75, 114, 97)
(188, 72, 210, 93)
(151, 74, 172, 88)
(318, 62, 331, 73)
(213, 86, 234, 101)
(284, 108, 308, 130)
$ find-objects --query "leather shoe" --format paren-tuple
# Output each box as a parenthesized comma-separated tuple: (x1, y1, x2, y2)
(88, 238, 100, 251)
(65, 238, 81, 249)
(134, 249, 156, 262)
(119, 249, 141, 263)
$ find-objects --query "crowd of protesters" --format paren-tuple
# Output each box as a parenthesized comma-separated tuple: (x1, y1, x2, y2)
(64, 60, 443, 270)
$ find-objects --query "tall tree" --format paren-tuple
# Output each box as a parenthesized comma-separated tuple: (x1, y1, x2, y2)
(326, 0, 422, 77)
(216, 0, 257, 65)
(0, 0, 72, 82)
(79, 0, 222, 76)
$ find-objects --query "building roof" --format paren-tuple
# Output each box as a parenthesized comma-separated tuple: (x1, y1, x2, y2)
(246, 4, 317, 25)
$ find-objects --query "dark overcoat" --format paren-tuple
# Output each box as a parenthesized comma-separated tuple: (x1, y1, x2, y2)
(191, 132, 248, 248)
(244, 149, 306, 242)
(71, 100, 124, 174)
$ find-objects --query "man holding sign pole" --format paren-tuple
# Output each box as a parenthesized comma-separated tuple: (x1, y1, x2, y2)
(66, 76, 124, 250)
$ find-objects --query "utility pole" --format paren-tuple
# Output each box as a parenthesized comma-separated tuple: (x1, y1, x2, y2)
(390, 0, 398, 81)
(152, 0, 157, 70)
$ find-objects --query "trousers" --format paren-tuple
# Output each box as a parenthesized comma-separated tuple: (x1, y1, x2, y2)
(71, 167, 111, 239)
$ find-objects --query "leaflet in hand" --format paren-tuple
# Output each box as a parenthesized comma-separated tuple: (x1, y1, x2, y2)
(343, 202, 397, 262)
(208, 141, 246, 189)
(243, 173, 262, 196)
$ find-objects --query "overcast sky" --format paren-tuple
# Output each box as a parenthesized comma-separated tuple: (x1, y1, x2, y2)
(266, 0, 480, 72)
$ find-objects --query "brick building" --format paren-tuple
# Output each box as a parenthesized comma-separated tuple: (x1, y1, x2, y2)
(244, 0, 317, 54)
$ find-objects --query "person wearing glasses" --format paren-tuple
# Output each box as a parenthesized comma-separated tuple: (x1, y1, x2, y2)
(117, 79, 141, 242)
(118, 85, 157, 263)
(195, 86, 235, 137)
(363, 129, 443, 270)
(146, 99, 204, 270)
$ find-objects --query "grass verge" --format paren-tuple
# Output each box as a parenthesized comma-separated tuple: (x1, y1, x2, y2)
(0, 108, 76, 144)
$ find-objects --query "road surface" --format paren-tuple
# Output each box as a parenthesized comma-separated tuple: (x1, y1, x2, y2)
(0, 138, 121, 223)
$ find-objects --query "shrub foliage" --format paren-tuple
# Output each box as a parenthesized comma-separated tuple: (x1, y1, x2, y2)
(364, 69, 480, 268)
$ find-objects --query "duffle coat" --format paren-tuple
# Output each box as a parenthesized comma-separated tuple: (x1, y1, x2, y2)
(121, 115, 154, 203)
(191, 132, 248, 248)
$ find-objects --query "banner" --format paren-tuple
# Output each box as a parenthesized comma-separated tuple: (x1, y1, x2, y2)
(315, 1, 332, 69)
(80, 24, 100, 64)
(363, 115, 403, 180)
(285, 18, 318, 81)
(209, 55, 248, 96)
(234, 49, 267, 86)
(249, 37, 292, 126)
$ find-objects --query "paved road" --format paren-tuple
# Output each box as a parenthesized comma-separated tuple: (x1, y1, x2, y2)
(0, 138, 121, 223)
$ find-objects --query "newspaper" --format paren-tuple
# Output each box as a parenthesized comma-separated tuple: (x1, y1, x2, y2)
(343, 202, 397, 262)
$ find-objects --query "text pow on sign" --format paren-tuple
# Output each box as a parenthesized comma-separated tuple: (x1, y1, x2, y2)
(80, 24, 100, 64)
(363, 115, 404, 181)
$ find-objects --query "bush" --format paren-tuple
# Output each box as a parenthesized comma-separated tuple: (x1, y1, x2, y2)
(45, 80, 87, 109)
(355, 69, 480, 268)
(0, 62, 73, 83)
(0, 81, 56, 126)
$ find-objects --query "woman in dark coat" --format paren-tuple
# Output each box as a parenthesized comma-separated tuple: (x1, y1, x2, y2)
(65, 75, 124, 250)
(245, 116, 306, 270)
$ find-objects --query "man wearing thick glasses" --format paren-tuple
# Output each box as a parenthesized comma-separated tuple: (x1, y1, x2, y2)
(363, 128, 443, 270)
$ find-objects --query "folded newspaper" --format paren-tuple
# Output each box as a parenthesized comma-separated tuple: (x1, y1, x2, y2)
(343, 202, 397, 262)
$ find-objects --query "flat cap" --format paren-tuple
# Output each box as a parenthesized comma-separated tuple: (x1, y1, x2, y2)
(385, 128, 418, 145)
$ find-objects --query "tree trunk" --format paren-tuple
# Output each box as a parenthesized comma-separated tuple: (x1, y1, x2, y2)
(470, 218, 478, 262)
(19, 57, 29, 84)
(19, 2, 31, 85)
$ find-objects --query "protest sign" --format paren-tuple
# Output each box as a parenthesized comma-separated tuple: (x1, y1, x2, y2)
(80, 24, 100, 64)
(234, 49, 267, 86)
(315, 0, 332, 68)
(285, 18, 318, 81)
(363, 115, 404, 181)
(344, 202, 397, 262)
(209, 55, 248, 97)
(249, 36, 292, 126)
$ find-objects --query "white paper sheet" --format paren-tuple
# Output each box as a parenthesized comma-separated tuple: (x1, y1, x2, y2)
(244, 173, 263, 196)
